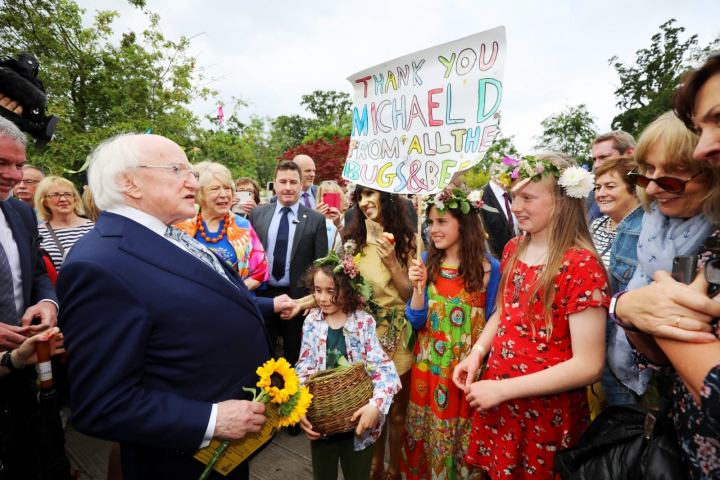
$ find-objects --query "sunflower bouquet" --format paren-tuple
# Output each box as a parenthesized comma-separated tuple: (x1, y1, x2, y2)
(197, 358, 312, 479)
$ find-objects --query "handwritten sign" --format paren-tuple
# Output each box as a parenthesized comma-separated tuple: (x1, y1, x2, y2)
(194, 403, 280, 476)
(343, 27, 506, 194)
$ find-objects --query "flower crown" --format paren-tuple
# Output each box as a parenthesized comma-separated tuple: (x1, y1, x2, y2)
(499, 153, 595, 199)
(425, 188, 499, 216)
(489, 153, 521, 188)
(314, 245, 372, 305)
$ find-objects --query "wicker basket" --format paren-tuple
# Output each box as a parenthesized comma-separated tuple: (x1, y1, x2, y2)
(305, 362, 374, 436)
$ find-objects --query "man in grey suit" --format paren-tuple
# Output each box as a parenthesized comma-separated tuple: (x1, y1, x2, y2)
(250, 161, 327, 369)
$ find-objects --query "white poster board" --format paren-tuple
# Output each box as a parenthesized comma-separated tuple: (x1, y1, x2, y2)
(343, 27, 506, 194)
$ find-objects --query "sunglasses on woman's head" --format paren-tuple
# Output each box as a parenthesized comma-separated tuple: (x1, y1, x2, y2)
(626, 166, 701, 194)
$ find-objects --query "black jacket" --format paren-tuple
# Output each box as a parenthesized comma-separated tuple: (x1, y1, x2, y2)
(480, 183, 515, 260)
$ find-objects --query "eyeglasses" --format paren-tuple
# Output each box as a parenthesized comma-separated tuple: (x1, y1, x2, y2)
(19, 179, 40, 186)
(627, 166, 702, 194)
(45, 192, 74, 200)
(237, 188, 254, 194)
(138, 165, 200, 180)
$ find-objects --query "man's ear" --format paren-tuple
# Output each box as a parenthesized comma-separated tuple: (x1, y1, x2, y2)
(625, 146, 636, 156)
(122, 173, 142, 200)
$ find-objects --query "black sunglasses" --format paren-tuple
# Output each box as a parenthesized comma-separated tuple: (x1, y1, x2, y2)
(627, 166, 701, 194)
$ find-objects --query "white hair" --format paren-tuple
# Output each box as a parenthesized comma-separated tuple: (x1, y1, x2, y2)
(88, 133, 142, 211)
(0, 117, 28, 147)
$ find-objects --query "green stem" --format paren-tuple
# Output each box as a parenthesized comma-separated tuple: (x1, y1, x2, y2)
(198, 440, 229, 480)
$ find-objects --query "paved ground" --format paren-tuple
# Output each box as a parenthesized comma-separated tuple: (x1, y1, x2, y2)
(66, 424, 393, 479)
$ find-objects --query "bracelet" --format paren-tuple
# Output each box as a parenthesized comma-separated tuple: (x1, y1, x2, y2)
(472, 344, 486, 358)
(608, 290, 641, 333)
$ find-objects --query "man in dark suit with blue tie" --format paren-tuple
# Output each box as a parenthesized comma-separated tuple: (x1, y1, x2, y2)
(57, 133, 294, 480)
(0, 118, 59, 478)
(250, 161, 327, 368)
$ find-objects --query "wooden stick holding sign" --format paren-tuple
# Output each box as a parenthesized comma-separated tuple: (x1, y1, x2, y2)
(415, 197, 424, 293)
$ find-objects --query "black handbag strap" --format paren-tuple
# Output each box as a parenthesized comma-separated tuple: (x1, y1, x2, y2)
(43, 222, 65, 257)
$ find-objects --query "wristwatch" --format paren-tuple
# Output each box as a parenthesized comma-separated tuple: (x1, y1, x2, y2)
(608, 290, 641, 333)
(1, 350, 24, 373)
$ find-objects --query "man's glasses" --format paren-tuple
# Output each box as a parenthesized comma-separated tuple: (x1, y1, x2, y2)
(19, 179, 40, 186)
(45, 192, 74, 200)
(627, 166, 701, 194)
(138, 165, 200, 180)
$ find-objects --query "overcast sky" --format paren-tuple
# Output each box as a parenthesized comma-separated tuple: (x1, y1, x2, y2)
(80, 0, 718, 154)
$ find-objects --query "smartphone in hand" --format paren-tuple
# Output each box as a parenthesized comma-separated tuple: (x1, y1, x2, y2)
(672, 255, 698, 285)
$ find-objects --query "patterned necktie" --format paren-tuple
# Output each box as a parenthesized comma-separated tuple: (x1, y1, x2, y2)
(302, 192, 311, 208)
(272, 207, 292, 281)
(503, 192, 515, 237)
(0, 240, 18, 326)
(164, 226, 236, 287)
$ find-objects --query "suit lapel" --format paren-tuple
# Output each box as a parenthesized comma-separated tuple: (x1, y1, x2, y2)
(0, 201, 31, 307)
(113, 215, 260, 316)
(291, 205, 309, 259)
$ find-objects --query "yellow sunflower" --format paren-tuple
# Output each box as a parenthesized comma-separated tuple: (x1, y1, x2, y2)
(278, 386, 313, 428)
(256, 358, 300, 404)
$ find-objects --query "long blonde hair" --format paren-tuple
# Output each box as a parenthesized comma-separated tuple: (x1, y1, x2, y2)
(497, 152, 603, 337)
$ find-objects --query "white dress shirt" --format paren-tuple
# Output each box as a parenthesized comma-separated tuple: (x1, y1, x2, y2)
(107, 206, 217, 448)
(0, 205, 58, 316)
(265, 201, 300, 287)
(489, 181, 519, 236)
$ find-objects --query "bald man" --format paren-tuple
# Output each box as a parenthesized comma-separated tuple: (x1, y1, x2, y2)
(271, 155, 318, 207)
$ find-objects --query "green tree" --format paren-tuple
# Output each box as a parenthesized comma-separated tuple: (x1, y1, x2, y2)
(609, 19, 714, 136)
(0, 0, 216, 183)
(534, 104, 598, 168)
(300, 90, 351, 128)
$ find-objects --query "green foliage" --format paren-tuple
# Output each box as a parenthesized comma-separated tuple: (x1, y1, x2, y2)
(0, 0, 217, 184)
(300, 90, 351, 128)
(609, 19, 718, 137)
(533, 104, 598, 168)
(303, 124, 352, 144)
(464, 169, 491, 190)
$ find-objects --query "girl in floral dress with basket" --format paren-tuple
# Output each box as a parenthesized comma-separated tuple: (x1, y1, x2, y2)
(453, 153, 610, 479)
(400, 188, 502, 480)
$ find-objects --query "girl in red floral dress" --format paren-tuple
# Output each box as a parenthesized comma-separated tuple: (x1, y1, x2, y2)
(453, 152, 610, 479)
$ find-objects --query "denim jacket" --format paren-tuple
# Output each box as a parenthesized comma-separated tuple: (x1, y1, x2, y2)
(608, 205, 643, 295)
(607, 205, 649, 394)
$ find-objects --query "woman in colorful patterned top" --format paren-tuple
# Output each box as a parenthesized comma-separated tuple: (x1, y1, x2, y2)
(296, 260, 401, 480)
(175, 161, 268, 289)
(453, 152, 610, 479)
(400, 188, 501, 480)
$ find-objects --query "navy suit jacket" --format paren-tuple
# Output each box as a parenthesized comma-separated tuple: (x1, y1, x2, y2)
(0, 198, 56, 312)
(57, 212, 274, 480)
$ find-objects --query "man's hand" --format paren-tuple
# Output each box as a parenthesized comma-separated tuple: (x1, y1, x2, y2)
(282, 295, 316, 320)
(0, 94, 23, 114)
(21, 301, 58, 334)
(0, 323, 32, 350)
(273, 294, 296, 317)
(351, 404, 380, 436)
(213, 400, 267, 440)
(617, 270, 720, 343)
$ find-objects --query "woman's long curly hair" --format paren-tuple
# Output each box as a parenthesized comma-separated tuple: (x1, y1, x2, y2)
(342, 185, 416, 266)
(303, 263, 362, 315)
(425, 204, 488, 293)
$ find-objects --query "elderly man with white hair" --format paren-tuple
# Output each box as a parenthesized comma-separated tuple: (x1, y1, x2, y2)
(57, 133, 294, 480)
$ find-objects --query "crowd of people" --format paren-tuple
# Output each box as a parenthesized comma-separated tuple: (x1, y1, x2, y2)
(0, 53, 718, 480)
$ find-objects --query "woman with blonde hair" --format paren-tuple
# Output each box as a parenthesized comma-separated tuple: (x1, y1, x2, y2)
(606, 111, 717, 405)
(36, 176, 94, 271)
(175, 161, 268, 290)
(453, 152, 610, 479)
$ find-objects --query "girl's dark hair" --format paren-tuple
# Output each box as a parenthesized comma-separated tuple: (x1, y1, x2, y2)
(342, 186, 416, 266)
(674, 53, 720, 130)
(425, 204, 488, 293)
(303, 263, 362, 314)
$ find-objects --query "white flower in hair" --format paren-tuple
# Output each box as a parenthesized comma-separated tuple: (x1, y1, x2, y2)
(434, 199, 445, 211)
(467, 190, 483, 203)
(521, 160, 535, 177)
(558, 167, 595, 198)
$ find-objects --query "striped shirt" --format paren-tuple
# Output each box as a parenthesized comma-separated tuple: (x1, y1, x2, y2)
(590, 215, 616, 268)
(39, 222, 95, 271)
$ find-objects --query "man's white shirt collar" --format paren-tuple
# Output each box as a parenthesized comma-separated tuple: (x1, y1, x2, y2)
(107, 205, 174, 237)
